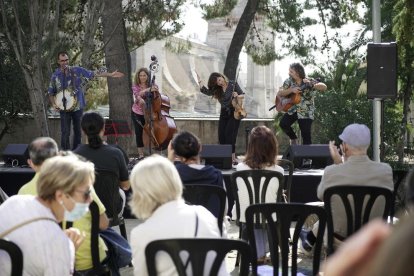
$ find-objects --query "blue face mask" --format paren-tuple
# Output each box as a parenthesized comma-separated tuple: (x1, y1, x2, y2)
(61, 196, 90, 222)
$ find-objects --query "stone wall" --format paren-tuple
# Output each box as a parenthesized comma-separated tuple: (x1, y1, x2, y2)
(0, 117, 280, 157)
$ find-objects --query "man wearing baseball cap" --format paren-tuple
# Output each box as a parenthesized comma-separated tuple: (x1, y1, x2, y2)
(299, 123, 394, 254)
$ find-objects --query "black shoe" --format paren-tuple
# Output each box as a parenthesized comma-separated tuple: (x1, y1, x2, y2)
(299, 229, 314, 255)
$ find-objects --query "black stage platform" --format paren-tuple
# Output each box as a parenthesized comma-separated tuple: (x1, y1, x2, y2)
(0, 166, 323, 203)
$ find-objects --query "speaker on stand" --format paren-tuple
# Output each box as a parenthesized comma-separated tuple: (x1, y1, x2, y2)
(367, 42, 397, 99)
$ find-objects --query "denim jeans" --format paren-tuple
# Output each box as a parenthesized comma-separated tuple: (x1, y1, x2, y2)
(60, 109, 83, 150)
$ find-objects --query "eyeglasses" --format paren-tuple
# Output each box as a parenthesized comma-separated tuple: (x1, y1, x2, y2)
(74, 188, 92, 202)
(59, 59, 69, 62)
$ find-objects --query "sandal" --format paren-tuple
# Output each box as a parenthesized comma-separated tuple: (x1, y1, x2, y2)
(256, 256, 271, 265)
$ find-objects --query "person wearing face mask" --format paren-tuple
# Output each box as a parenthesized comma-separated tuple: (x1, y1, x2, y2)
(16, 149, 110, 273)
(277, 62, 327, 145)
(198, 72, 245, 164)
(0, 154, 95, 275)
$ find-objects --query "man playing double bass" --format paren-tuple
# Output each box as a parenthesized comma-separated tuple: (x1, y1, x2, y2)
(277, 62, 327, 145)
(48, 51, 124, 150)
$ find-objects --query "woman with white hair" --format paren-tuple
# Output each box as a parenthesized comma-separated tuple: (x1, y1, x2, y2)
(129, 155, 226, 276)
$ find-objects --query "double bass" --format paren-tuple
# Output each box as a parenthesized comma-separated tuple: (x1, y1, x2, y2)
(142, 56, 177, 151)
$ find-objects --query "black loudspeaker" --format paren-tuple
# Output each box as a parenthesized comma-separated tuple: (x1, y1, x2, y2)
(367, 42, 397, 99)
(2, 144, 29, 167)
(283, 144, 333, 169)
(200, 144, 232, 170)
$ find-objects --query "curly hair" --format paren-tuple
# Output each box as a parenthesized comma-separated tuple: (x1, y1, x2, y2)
(290, 63, 306, 79)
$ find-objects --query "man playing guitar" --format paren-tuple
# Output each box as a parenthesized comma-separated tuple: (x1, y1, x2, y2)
(48, 51, 124, 150)
(277, 62, 327, 145)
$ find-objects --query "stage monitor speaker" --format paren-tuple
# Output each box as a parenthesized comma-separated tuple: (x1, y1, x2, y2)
(200, 144, 232, 170)
(283, 144, 333, 169)
(2, 144, 29, 167)
(367, 42, 397, 99)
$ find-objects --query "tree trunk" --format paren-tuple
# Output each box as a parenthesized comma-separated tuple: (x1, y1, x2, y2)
(223, 0, 260, 80)
(0, 0, 51, 137)
(81, 0, 105, 68)
(101, 0, 133, 155)
(22, 69, 51, 137)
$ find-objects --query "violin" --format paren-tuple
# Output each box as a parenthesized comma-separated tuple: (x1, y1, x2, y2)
(142, 56, 177, 151)
(232, 94, 247, 120)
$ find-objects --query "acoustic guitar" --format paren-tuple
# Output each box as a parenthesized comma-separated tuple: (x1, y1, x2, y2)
(275, 92, 301, 112)
(274, 79, 320, 112)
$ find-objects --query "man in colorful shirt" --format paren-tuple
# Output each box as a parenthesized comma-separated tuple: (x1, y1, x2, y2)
(48, 51, 124, 150)
(277, 62, 327, 145)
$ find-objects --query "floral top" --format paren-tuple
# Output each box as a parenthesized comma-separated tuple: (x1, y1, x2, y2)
(48, 66, 95, 110)
(281, 77, 318, 120)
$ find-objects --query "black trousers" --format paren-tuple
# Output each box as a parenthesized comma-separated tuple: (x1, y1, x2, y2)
(218, 110, 240, 153)
(131, 112, 146, 148)
(279, 112, 313, 145)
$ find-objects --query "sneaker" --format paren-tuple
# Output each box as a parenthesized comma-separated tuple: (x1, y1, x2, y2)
(299, 229, 314, 256)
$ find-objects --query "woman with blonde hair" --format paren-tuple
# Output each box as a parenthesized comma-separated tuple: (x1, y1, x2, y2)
(129, 155, 226, 275)
(0, 154, 94, 275)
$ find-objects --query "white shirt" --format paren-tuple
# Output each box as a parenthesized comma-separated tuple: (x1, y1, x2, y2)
(0, 195, 74, 276)
(235, 162, 284, 222)
(131, 199, 228, 276)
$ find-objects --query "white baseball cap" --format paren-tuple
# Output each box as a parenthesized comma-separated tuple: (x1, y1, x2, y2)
(339, 123, 371, 147)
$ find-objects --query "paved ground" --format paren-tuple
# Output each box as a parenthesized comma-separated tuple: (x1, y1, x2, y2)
(117, 218, 325, 275)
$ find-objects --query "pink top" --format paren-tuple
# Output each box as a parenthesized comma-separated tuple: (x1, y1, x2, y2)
(131, 84, 159, 115)
(132, 84, 145, 115)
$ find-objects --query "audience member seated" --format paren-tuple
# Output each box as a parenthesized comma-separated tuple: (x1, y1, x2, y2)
(300, 123, 394, 254)
(235, 125, 284, 263)
(129, 155, 226, 276)
(74, 112, 130, 215)
(19, 139, 110, 272)
(168, 131, 227, 217)
(18, 137, 59, 195)
(0, 154, 93, 275)
(168, 130, 225, 189)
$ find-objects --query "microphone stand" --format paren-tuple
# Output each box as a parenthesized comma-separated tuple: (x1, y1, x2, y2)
(145, 57, 159, 155)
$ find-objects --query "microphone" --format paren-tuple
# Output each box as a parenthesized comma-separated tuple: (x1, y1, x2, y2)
(151, 55, 157, 62)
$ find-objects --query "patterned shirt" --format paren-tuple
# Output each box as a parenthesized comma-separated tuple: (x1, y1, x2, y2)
(48, 66, 95, 110)
(281, 78, 318, 120)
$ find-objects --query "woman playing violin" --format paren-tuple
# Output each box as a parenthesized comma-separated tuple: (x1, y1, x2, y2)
(277, 63, 327, 145)
(131, 67, 159, 160)
(198, 72, 244, 164)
